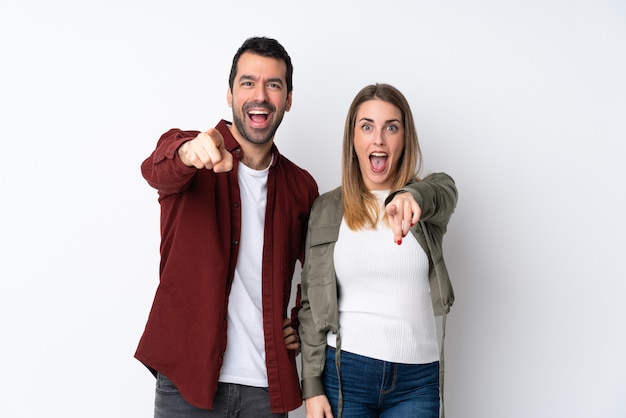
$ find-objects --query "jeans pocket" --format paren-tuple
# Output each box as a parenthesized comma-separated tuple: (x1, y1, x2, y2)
(155, 372, 179, 394)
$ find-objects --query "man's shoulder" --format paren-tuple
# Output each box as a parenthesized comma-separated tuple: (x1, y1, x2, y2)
(276, 154, 317, 187)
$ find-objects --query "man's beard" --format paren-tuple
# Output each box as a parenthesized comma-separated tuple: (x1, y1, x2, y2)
(232, 101, 286, 145)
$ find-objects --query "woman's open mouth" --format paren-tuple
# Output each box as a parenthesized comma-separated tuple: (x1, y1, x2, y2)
(369, 152, 388, 173)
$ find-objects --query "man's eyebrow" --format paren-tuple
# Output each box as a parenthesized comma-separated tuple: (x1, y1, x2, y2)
(238, 75, 284, 85)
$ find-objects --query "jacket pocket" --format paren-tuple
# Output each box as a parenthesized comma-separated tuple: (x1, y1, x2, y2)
(305, 225, 339, 331)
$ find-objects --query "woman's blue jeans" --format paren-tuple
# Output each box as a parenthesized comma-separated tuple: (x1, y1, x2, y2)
(323, 347, 440, 418)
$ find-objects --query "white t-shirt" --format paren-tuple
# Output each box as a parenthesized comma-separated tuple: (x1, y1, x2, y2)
(219, 159, 271, 387)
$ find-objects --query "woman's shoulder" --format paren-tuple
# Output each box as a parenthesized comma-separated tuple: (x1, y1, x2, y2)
(314, 185, 342, 204)
(310, 186, 343, 224)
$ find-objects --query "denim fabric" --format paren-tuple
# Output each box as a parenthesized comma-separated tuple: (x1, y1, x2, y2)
(323, 348, 440, 418)
(154, 373, 287, 418)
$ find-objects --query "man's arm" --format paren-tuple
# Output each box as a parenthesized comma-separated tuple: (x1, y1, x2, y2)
(141, 128, 233, 195)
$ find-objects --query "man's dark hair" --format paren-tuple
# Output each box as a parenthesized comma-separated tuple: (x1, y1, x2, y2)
(228, 36, 293, 94)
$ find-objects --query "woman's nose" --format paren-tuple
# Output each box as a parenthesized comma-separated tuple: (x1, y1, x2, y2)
(373, 130, 385, 145)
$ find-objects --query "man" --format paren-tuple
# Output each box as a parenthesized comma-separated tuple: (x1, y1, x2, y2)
(135, 36, 319, 417)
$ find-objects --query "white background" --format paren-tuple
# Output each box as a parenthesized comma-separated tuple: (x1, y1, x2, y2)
(1, 1, 625, 417)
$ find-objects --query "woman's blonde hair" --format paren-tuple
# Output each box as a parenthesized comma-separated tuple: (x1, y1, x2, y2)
(342, 83, 423, 230)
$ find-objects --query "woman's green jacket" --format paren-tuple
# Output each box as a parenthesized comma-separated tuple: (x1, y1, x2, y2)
(298, 172, 458, 400)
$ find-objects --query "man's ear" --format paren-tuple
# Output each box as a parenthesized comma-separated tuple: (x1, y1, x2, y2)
(285, 91, 292, 112)
(227, 87, 233, 108)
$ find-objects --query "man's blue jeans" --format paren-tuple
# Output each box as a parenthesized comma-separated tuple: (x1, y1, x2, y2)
(323, 347, 440, 418)
(154, 373, 287, 418)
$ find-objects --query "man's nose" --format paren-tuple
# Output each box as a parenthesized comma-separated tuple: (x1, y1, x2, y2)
(251, 85, 268, 101)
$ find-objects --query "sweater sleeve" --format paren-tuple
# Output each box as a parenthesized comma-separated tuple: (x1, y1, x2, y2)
(140, 129, 201, 196)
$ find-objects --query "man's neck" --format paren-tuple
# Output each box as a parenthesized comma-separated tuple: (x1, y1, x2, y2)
(237, 139, 273, 170)
(229, 124, 274, 170)
(241, 152, 272, 170)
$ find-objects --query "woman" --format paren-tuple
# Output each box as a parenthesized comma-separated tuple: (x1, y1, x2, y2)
(299, 83, 458, 418)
